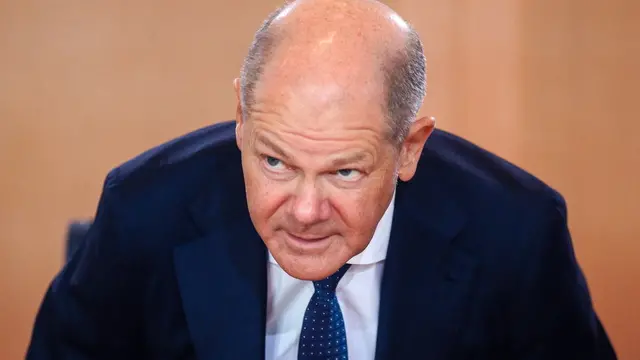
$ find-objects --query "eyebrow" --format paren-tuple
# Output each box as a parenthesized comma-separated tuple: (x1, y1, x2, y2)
(329, 152, 371, 168)
(255, 133, 372, 169)
(255, 134, 290, 161)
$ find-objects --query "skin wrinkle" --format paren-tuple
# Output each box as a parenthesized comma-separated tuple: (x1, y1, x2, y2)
(235, 0, 434, 280)
(251, 113, 384, 148)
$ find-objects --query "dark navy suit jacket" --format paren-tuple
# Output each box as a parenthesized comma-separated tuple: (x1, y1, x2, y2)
(27, 121, 616, 359)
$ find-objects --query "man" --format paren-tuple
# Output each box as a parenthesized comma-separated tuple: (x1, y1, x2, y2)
(27, 0, 616, 359)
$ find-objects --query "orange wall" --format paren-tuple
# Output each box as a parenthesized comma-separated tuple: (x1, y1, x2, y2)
(1, 1, 637, 359)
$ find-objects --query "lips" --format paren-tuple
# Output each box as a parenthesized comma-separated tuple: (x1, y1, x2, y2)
(281, 230, 335, 253)
(286, 232, 330, 242)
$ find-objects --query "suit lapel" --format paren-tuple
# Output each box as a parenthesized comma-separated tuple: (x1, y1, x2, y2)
(174, 169, 267, 360)
(375, 179, 477, 360)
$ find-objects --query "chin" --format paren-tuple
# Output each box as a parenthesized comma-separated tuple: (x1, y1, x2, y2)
(273, 251, 344, 281)
(281, 262, 336, 281)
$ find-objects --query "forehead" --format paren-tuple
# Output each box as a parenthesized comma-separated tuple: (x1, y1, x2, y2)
(251, 64, 389, 138)
(250, 89, 389, 149)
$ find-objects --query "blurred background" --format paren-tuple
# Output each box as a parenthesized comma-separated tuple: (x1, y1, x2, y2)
(0, 0, 638, 358)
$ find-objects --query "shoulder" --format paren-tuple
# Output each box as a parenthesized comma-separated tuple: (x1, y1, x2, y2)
(410, 128, 569, 263)
(92, 120, 242, 252)
(107, 120, 239, 192)
(419, 128, 566, 214)
(49, 123, 242, 337)
(413, 129, 571, 280)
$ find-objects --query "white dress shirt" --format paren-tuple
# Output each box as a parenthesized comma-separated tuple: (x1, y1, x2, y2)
(265, 193, 395, 360)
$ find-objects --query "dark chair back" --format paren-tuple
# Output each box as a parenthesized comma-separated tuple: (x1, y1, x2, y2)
(65, 220, 92, 262)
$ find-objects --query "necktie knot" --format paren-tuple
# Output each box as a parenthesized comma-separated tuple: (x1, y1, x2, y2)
(312, 264, 351, 294)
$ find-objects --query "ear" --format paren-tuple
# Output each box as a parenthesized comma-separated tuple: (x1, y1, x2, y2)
(397, 116, 436, 182)
(233, 78, 244, 150)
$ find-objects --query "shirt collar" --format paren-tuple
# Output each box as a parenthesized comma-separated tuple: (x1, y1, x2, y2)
(267, 191, 395, 266)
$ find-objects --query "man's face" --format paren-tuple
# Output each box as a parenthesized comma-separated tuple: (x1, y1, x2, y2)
(235, 74, 400, 280)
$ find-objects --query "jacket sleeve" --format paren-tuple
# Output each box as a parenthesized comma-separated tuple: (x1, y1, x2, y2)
(26, 170, 145, 360)
(508, 194, 617, 359)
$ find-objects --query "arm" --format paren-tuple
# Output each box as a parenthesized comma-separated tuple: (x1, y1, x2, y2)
(27, 171, 145, 360)
(507, 194, 617, 359)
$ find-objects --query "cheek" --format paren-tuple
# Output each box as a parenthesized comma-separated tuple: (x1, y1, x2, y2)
(332, 191, 384, 234)
(243, 161, 287, 226)
(331, 173, 396, 237)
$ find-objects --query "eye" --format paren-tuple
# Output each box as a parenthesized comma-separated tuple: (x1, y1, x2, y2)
(263, 155, 286, 170)
(335, 168, 362, 181)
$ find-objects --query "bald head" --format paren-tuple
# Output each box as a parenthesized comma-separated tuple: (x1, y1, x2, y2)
(240, 0, 426, 143)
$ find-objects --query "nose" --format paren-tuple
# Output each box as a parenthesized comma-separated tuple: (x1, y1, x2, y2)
(290, 180, 330, 225)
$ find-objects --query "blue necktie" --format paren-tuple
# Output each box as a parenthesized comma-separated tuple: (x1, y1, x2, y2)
(298, 264, 351, 360)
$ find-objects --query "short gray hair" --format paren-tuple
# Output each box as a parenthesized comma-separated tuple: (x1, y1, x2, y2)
(240, 4, 426, 145)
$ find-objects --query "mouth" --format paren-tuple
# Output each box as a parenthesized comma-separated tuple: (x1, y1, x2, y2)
(283, 231, 334, 252)
(287, 232, 331, 241)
